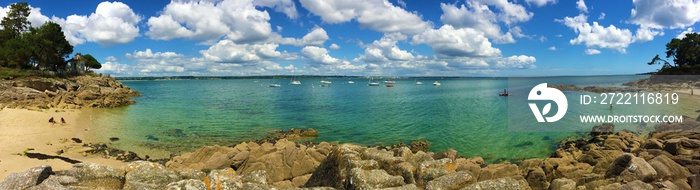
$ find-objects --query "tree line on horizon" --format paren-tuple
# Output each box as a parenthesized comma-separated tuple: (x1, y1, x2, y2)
(0, 2, 101, 76)
(647, 32, 700, 75)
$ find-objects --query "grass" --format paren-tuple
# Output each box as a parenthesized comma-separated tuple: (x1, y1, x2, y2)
(0, 67, 34, 79)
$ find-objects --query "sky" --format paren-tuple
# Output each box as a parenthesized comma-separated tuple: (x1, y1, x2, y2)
(1, 0, 698, 77)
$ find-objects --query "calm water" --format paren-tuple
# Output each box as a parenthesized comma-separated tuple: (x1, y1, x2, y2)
(85, 76, 699, 162)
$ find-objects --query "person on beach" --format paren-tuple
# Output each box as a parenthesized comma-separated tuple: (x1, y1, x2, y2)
(49, 117, 55, 124)
(61, 117, 66, 124)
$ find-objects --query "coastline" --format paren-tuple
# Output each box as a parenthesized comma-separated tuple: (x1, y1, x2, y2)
(0, 108, 127, 180)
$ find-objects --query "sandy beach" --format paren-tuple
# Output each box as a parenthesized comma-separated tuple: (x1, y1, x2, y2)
(0, 108, 126, 180)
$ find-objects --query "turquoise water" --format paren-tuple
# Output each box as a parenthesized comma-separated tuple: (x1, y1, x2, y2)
(86, 76, 699, 162)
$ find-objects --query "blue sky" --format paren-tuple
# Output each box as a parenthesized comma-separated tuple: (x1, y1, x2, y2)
(2, 0, 698, 76)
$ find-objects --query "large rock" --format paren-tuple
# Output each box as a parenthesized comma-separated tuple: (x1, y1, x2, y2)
(123, 161, 183, 190)
(0, 75, 140, 109)
(461, 177, 531, 190)
(549, 178, 576, 190)
(166, 145, 239, 171)
(478, 163, 520, 181)
(349, 168, 405, 189)
(0, 165, 54, 190)
(165, 179, 206, 190)
(648, 155, 691, 181)
(54, 163, 125, 189)
(425, 171, 475, 190)
(605, 154, 657, 182)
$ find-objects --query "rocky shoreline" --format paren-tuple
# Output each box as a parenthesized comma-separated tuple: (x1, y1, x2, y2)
(2, 118, 700, 189)
(0, 75, 140, 109)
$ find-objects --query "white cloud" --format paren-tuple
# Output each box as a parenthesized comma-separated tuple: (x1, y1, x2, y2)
(200, 40, 285, 63)
(630, 0, 700, 29)
(555, 34, 563, 37)
(412, 25, 501, 57)
(301, 46, 365, 72)
(126, 49, 183, 59)
(478, 0, 533, 25)
(147, 0, 274, 44)
(99, 61, 129, 75)
(633, 27, 663, 42)
(548, 46, 556, 50)
(275, 27, 329, 46)
(677, 28, 693, 39)
(329, 43, 341, 50)
(355, 33, 415, 63)
(598, 12, 605, 20)
(105, 56, 118, 62)
(439, 2, 515, 44)
(557, 14, 633, 53)
(299, 0, 433, 35)
(496, 55, 536, 68)
(524, 0, 557, 7)
(585, 49, 601, 55)
(252, 0, 298, 19)
(576, 0, 587, 13)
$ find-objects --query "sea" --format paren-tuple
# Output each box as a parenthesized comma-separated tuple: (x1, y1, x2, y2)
(84, 75, 700, 163)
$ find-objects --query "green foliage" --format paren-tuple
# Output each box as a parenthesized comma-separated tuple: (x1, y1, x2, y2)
(28, 21, 73, 71)
(82, 54, 102, 70)
(0, 2, 30, 39)
(650, 33, 700, 75)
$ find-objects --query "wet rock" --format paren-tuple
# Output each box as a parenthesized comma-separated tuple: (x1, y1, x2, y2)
(549, 178, 576, 190)
(591, 123, 615, 136)
(434, 149, 459, 161)
(165, 179, 206, 190)
(55, 162, 125, 189)
(410, 140, 430, 153)
(462, 177, 530, 190)
(425, 171, 475, 190)
(0, 165, 54, 190)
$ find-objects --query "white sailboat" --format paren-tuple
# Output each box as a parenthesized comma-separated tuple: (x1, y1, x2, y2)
(368, 76, 380, 86)
(433, 81, 441, 86)
(290, 66, 301, 85)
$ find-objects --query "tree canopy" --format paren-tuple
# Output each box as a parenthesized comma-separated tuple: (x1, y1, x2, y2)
(0, 2, 99, 77)
(648, 33, 700, 74)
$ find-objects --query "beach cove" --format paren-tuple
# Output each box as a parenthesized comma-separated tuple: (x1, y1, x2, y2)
(2, 75, 700, 189)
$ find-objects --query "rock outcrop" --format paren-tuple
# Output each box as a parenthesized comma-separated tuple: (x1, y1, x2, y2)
(0, 75, 139, 109)
(4, 120, 700, 189)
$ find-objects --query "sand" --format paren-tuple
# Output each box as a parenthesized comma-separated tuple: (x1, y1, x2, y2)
(0, 108, 127, 180)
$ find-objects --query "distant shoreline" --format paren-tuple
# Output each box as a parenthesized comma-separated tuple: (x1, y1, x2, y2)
(115, 74, 649, 81)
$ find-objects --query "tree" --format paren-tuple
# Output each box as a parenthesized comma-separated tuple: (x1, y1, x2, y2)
(648, 32, 700, 74)
(82, 54, 101, 71)
(0, 2, 31, 39)
(28, 21, 73, 71)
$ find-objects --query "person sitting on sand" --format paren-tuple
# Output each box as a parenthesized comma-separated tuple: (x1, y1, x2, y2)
(49, 117, 55, 124)
(61, 117, 66, 124)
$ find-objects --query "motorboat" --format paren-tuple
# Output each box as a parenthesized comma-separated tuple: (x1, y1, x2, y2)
(433, 81, 441, 86)
(268, 83, 281, 87)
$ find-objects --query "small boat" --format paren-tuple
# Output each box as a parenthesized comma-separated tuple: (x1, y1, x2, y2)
(368, 76, 380, 86)
(433, 81, 441, 86)
(499, 89, 509, 96)
(383, 80, 395, 84)
(290, 75, 301, 85)
(386, 83, 394, 87)
(347, 81, 355, 84)
(321, 80, 332, 84)
(415, 81, 423, 85)
(268, 83, 281, 87)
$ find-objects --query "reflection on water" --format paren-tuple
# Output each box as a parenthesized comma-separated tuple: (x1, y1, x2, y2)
(86, 76, 699, 162)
